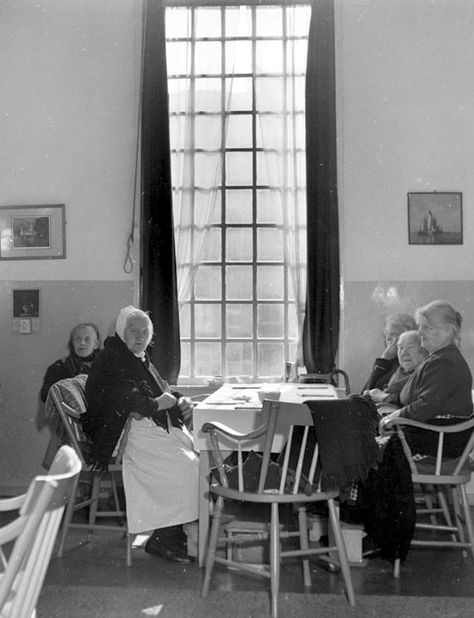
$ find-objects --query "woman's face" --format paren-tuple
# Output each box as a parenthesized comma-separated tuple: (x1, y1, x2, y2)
(124, 315, 152, 355)
(397, 333, 426, 372)
(383, 323, 404, 347)
(72, 326, 99, 358)
(417, 315, 452, 354)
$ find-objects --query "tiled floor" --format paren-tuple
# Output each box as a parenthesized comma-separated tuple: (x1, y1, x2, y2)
(2, 500, 474, 617)
(42, 509, 474, 600)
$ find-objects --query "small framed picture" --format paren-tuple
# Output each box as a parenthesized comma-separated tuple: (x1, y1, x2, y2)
(13, 289, 40, 318)
(0, 204, 66, 259)
(408, 192, 462, 245)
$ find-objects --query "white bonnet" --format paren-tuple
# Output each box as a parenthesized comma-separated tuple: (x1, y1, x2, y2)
(115, 305, 152, 342)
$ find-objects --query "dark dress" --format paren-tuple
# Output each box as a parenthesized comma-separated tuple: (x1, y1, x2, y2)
(362, 357, 399, 393)
(356, 343, 473, 562)
(395, 343, 473, 457)
(81, 335, 184, 470)
(81, 335, 198, 543)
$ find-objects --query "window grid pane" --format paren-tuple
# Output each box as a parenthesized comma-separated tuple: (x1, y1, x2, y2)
(167, 4, 307, 379)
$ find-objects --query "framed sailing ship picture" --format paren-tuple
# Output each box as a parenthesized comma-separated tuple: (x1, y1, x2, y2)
(408, 192, 463, 245)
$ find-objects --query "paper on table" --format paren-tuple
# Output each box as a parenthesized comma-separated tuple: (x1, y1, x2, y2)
(296, 385, 332, 389)
(298, 393, 336, 398)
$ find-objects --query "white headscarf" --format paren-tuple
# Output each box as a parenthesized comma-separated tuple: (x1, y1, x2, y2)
(115, 305, 154, 356)
(115, 305, 139, 342)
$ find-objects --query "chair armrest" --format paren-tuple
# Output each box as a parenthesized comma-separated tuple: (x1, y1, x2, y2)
(390, 416, 474, 433)
(390, 416, 474, 476)
(0, 493, 27, 512)
(202, 421, 267, 442)
(329, 368, 351, 395)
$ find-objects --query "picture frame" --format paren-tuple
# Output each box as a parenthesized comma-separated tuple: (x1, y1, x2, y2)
(408, 192, 462, 245)
(13, 289, 40, 318)
(12, 289, 40, 334)
(0, 204, 66, 259)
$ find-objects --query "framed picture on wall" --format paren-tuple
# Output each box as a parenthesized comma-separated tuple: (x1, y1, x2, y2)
(13, 289, 39, 318)
(0, 204, 66, 259)
(12, 289, 40, 334)
(408, 192, 462, 245)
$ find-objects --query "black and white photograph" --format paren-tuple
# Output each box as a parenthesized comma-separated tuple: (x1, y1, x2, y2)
(1, 2, 474, 617)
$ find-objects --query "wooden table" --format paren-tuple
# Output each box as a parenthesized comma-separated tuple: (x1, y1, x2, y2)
(193, 382, 338, 566)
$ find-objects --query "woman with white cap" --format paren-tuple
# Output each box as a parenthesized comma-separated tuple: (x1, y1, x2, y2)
(82, 305, 198, 563)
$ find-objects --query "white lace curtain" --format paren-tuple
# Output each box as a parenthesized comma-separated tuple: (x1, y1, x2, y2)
(168, 5, 308, 363)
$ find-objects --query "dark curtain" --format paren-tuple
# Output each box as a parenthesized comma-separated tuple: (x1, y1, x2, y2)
(140, 0, 180, 383)
(302, 0, 340, 375)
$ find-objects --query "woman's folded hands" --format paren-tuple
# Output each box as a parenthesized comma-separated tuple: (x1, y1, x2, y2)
(155, 392, 178, 411)
(379, 409, 401, 436)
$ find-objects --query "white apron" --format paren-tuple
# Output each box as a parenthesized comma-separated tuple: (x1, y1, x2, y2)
(122, 416, 199, 534)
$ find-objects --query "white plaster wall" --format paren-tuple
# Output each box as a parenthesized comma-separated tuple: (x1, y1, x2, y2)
(336, 0, 474, 391)
(0, 0, 140, 489)
(339, 0, 474, 283)
(0, 0, 142, 281)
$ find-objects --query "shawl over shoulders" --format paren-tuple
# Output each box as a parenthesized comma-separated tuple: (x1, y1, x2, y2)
(82, 335, 183, 469)
(40, 350, 99, 402)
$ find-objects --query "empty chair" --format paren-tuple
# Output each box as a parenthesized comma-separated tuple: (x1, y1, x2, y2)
(0, 445, 81, 618)
(201, 399, 356, 618)
(47, 378, 133, 566)
(391, 416, 474, 578)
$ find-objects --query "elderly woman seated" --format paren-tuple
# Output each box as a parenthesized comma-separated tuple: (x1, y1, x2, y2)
(354, 300, 473, 564)
(363, 330, 427, 413)
(40, 322, 101, 469)
(81, 305, 199, 564)
(380, 300, 473, 456)
(362, 312, 417, 393)
(40, 322, 101, 402)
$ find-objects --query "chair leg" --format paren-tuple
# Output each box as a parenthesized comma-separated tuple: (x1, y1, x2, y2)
(88, 473, 101, 529)
(110, 471, 122, 512)
(297, 506, 311, 588)
(459, 485, 474, 563)
(202, 495, 224, 598)
(270, 503, 281, 618)
(436, 486, 460, 545)
(424, 486, 438, 525)
(126, 533, 133, 567)
(451, 486, 467, 550)
(327, 498, 355, 607)
(392, 558, 400, 578)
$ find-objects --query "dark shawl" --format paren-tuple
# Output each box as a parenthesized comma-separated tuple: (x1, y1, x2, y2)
(307, 395, 381, 491)
(81, 335, 183, 469)
(40, 350, 100, 402)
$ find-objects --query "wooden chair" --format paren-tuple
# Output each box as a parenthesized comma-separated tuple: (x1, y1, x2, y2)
(201, 400, 355, 618)
(47, 379, 133, 566)
(390, 416, 474, 578)
(299, 368, 351, 396)
(0, 445, 81, 618)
